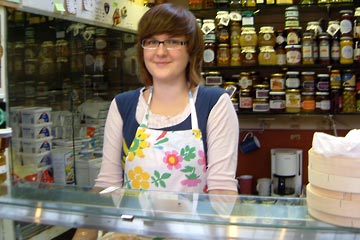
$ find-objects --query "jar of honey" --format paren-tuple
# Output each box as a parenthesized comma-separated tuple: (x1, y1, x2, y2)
(258, 26, 276, 47)
(240, 27, 258, 47)
(286, 89, 301, 113)
(241, 47, 257, 66)
(217, 43, 230, 66)
(258, 46, 277, 65)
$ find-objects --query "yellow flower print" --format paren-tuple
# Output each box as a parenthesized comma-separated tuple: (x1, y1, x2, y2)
(192, 129, 202, 139)
(127, 128, 150, 161)
(128, 166, 150, 189)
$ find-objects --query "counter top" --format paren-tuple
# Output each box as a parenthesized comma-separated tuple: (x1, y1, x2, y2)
(0, 182, 359, 239)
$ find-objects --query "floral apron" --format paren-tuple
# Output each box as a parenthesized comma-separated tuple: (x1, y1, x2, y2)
(123, 88, 207, 193)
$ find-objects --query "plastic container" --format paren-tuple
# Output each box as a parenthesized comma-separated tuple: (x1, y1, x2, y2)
(21, 122, 52, 139)
(21, 151, 51, 167)
(22, 136, 52, 154)
(21, 107, 52, 125)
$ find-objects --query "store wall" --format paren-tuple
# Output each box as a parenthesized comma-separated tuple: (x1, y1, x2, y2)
(236, 129, 349, 194)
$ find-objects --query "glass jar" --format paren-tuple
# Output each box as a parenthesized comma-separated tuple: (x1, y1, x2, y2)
(241, 47, 258, 66)
(258, 26, 276, 47)
(55, 39, 70, 58)
(315, 92, 330, 113)
(258, 46, 277, 65)
(240, 27, 258, 47)
(205, 71, 223, 86)
(330, 86, 342, 113)
(318, 33, 330, 65)
(340, 36, 354, 64)
(285, 45, 302, 65)
(269, 91, 286, 112)
(286, 89, 301, 113)
(216, 11, 230, 44)
(95, 28, 108, 52)
(286, 71, 300, 89)
(301, 92, 315, 112)
(343, 87, 356, 112)
(354, 7, 360, 39)
(254, 84, 270, 99)
(230, 44, 241, 66)
(239, 89, 253, 112)
(316, 73, 330, 92)
(217, 43, 230, 66)
(253, 98, 269, 112)
(302, 32, 314, 64)
(339, 10, 353, 37)
(285, 27, 302, 45)
(203, 35, 216, 67)
(239, 72, 252, 90)
(230, 11, 242, 45)
(330, 69, 342, 88)
(331, 35, 340, 64)
(354, 39, 360, 64)
(270, 73, 285, 91)
(39, 41, 55, 60)
(301, 71, 315, 92)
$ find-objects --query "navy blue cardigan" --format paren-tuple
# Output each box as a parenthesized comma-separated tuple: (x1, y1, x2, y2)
(115, 86, 226, 162)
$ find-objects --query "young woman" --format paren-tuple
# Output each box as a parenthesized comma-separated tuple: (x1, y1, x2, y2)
(73, 3, 239, 239)
(95, 3, 239, 195)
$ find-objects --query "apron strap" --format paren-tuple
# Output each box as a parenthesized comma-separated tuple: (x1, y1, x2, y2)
(189, 90, 199, 130)
(142, 87, 199, 130)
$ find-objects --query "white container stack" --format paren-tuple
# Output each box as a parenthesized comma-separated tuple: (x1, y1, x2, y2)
(10, 106, 53, 182)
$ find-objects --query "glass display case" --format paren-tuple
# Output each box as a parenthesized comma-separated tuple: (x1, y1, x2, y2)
(0, 183, 359, 239)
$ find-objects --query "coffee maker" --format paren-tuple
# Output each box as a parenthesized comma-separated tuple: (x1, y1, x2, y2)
(271, 148, 302, 197)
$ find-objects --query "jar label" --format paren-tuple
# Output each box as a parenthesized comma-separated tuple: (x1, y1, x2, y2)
(286, 50, 301, 64)
(239, 97, 252, 108)
(270, 100, 286, 109)
(301, 99, 315, 111)
(341, 45, 353, 59)
(286, 77, 300, 88)
(0, 165, 6, 174)
(316, 100, 330, 111)
(340, 19, 352, 34)
(204, 49, 215, 63)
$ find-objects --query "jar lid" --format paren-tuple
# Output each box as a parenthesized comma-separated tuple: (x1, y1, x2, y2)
(286, 89, 300, 93)
(203, 19, 215, 23)
(269, 91, 285, 95)
(285, 45, 302, 49)
(287, 71, 300, 75)
(317, 73, 330, 77)
(259, 26, 274, 33)
(339, 10, 353, 15)
(301, 71, 315, 75)
(316, 91, 329, 95)
(301, 92, 314, 95)
(271, 73, 284, 77)
(259, 46, 275, 52)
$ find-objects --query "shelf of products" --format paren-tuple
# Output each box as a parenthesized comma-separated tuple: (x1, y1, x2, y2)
(194, 3, 360, 114)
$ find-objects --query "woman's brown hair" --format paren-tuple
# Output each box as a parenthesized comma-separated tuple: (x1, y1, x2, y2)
(137, 3, 204, 87)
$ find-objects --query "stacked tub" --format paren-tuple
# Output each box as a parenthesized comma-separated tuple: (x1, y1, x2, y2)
(10, 106, 53, 182)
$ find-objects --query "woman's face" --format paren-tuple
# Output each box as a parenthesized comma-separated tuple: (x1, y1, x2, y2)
(143, 34, 189, 84)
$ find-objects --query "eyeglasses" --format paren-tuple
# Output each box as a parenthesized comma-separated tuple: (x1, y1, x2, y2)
(141, 39, 188, 50)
